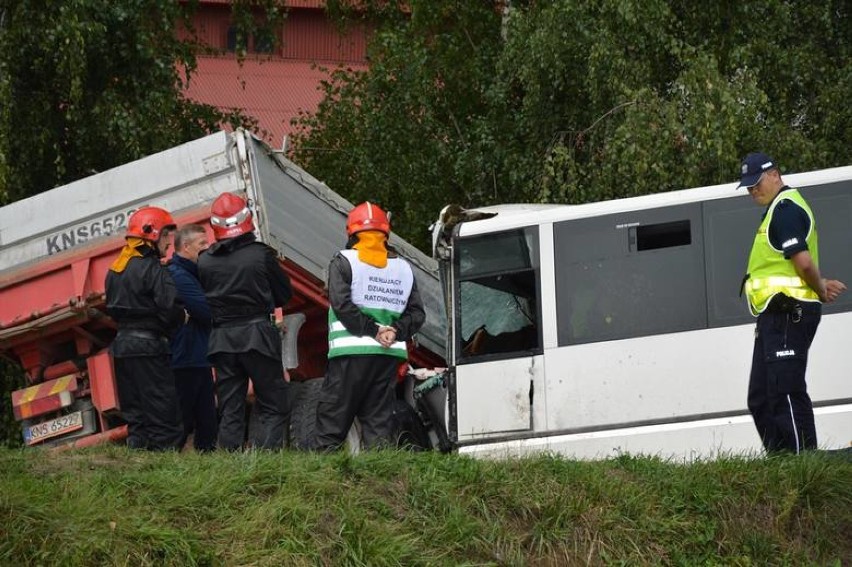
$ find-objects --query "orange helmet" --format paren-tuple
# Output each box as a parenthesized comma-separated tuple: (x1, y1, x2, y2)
(126, 206, 176, 241)
(347, 202, 390, 236)
(210, 192, 254, 241)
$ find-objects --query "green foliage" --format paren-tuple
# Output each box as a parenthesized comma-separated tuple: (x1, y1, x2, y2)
(292, 0, 851, 250)
(292, 0, 505, 250)
(0, 0, 286, 205)
(0, 448, 849, 565)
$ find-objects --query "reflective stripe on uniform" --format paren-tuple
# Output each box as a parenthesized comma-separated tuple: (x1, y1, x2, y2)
(747, 276, 808, 289)
(329, 335, 406, 351)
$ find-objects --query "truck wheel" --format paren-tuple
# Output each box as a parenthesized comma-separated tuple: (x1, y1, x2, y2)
(289, 377, 363, 453)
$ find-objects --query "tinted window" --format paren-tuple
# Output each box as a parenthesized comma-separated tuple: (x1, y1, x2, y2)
(635, 220, 691, 251)
(703, 195, 760, 327)
(459, 230, 534, 278)
(554, 204, 707, 345)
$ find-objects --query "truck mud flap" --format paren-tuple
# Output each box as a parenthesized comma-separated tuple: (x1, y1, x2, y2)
(413, 373, 453, 453)
(289, 377, 324, 450)
(392, 398, 431, 451)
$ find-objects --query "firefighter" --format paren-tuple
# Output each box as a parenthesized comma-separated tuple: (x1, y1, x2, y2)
(197, 192, 293, 450)
(314, 202, 426, 451)
(739, 152, 846, 453)
(105, 206, 185, 451)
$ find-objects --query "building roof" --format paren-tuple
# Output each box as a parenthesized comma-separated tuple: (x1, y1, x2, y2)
(184, 56, 365, 147)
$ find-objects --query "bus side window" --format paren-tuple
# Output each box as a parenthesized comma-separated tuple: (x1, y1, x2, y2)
(554, 204, 706, 345)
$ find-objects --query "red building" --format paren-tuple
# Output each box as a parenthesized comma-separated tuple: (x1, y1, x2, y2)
(183, 1, 369, 147)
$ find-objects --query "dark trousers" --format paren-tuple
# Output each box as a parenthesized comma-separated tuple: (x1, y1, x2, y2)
(748, 301, 821, 454)
(114, 355, 184, 451)
(314, 355, 401, 451)
(211, 350, 290, 450)
(174, 367, 218, 452)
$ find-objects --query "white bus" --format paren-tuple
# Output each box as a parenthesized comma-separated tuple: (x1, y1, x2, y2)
(430, 166, 852, 460)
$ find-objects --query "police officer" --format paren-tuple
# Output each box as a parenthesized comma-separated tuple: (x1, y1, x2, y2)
(739, 152, 846, 453)
(197, 192, 293, 450)
(105, 206, 185, 451)
(314, 202, 426, 451)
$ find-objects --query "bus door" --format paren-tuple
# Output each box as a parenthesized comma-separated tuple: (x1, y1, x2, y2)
(450, 227, 544, 443)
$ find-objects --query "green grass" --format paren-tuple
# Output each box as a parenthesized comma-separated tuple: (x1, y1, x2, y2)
(0, 447, 849, 566)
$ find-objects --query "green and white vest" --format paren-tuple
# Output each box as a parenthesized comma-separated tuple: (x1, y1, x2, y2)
(328, 250, 414, 359)
(745, 189, 820, 316)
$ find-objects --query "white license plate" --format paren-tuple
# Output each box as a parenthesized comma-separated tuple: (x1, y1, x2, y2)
(24, 411, 84, 446)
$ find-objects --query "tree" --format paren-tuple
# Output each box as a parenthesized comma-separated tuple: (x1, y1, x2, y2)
(292, 0, 506, 250)
(0, 0, 286, 205)
(502, 0, 852, 204)
(292, 0, 851, 249)
(0, 0, 286, 446)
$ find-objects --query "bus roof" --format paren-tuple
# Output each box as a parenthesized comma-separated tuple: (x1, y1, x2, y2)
(458, 165, 852, 237)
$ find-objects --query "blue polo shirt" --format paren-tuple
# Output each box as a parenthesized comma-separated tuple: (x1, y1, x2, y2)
(765, 187, 811, 259)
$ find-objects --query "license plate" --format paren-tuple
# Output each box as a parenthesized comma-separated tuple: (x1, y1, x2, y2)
(24, 411, 83, 446)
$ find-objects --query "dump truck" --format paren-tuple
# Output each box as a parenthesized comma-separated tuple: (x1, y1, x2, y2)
(0, 130, 446, 449)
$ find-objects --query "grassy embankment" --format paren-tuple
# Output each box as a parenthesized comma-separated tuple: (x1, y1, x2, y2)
(0, 447, 849, 566)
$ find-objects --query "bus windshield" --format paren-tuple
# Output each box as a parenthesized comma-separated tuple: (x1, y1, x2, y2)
(456, 227, 541, 360)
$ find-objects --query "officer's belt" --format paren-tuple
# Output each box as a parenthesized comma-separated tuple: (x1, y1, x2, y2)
(213, 315, 273, 328)
(116, 329, 166, 340)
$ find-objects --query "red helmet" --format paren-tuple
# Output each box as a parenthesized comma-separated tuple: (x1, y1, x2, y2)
(347, 202, 390, 236)
(126, 206, 176, 241)
(210, 192, 254, 240)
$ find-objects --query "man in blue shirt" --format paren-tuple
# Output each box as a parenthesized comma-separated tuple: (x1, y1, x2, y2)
(168, 224, 217, 451)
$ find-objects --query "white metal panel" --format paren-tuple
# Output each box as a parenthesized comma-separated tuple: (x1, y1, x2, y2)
(538, 223, 558, 351)
(0, 131, 234, 273)
(542, 312, 852, 432)
(543, 324, 756, 431)
(802, 312, 852, 401)
(455, 355, 542, 439)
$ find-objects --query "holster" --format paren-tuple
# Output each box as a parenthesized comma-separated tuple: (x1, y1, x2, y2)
(766, 294, 800, 315)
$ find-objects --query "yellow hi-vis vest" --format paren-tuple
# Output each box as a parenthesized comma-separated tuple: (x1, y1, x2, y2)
(328, 250, 414, 359)
(745, 188, 820, 316)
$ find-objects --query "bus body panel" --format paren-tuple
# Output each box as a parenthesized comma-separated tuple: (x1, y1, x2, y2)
(458, 406, 852, 461)
(454, 355, 543, 440)
(541, 325, 755, 432)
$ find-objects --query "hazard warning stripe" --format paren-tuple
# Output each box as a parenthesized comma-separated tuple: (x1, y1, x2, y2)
(15, 392, 75, 421)
(12, 375, 78, 408)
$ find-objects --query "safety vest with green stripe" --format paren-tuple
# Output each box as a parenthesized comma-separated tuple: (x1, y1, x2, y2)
(745, 188, 820, 316)
(328, 250, 414, 359)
